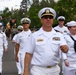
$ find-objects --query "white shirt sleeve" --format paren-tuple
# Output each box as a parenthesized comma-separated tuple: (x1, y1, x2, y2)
(16, 34, 20, 44)
(60, 33, 68, 46)
(12, 34, 17, 42)
(3, 33, 8, 49)
(23, 34, 35, 54)
(62, 52, 67, 60)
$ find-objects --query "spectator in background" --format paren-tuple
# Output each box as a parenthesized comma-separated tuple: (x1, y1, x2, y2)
(5, 22, 11, 38)
(10, 18, 16, 29)
(11, 25, 18, 40)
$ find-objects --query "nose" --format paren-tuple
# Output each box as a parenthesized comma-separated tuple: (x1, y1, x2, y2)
(47, 17, 51, 20)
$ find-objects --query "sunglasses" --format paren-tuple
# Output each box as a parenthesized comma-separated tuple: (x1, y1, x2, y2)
(58, 19, 64, 21)
(18, 29, 23, 31)
(22, 23, 29, 24)
(41, 15, 53, 19)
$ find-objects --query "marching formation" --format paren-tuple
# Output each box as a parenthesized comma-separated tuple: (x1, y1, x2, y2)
(0, 7, 76, 75)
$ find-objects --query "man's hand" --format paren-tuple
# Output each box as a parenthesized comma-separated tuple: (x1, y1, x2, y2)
(5, 48, 8, 53)
(60, 45, 68, 53)
(64, 59, 69, 67)
(15, 55, 19, 62)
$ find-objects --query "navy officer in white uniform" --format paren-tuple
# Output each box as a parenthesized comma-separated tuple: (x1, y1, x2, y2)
(54, 16, 68, 34)
(12, 25, 23, 75)
(62, 21, 76, 75)
(0, 22, 8, 75)
(15, 18, 32, 75)
(23, 7, 68, 75)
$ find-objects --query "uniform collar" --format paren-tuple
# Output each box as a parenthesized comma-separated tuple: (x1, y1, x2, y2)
(38, 27, 56, 36)
(58, 25, 64, 28)
(22, 29, 31, 32)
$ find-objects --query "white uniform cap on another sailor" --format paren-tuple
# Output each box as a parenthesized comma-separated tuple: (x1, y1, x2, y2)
(20, 18, 31, 24)
(38, 7, 56, 19)
(0, 22, 2, 26)
(57, 16, 65, 21)
(17, 25, 23, 29)
(66, 21, 76, 27)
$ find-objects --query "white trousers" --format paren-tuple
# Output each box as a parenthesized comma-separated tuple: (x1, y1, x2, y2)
(18, 52, 25, 75)
(16, 62, 21, 74)
(63, 63, 76, 75)
(30, 65, 60, 75)
(0, 51, 3, 73)
(14, 49, 22, 74)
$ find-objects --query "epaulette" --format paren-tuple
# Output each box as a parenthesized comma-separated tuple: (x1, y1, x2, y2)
(54, 29, 60, 32)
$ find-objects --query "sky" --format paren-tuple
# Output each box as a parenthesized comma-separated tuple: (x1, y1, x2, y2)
(0, 0, 58, 11)
(0, 0, 22, 11)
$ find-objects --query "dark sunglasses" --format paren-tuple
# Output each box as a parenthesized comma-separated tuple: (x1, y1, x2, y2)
(22, 23, 29, 24)
(58, 19, 64, 21)
(41, 15, 53, 19)
(18, 29, 23, 31)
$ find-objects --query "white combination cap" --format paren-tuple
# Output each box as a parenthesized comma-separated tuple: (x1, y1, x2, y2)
(20, 18, 31, 24)
(57, 16, 65, 21)
(17, 25, 23, 29)
(0, 22, 2, 26)
(38, 7, 56, 19)
(66, 21, 76, 27)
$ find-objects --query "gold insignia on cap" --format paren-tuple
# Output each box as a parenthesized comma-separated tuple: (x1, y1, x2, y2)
(22, 19, 30, 24)
(23, 20, 28, 23)
(18, 28, 23, 30)
(37, 38, 43, 42)
(45, 9, 50, 14)
(41, 9, 54, 18)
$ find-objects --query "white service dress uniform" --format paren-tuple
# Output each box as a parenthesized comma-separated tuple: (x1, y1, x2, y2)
(54, 25, 69, 58)
(24, 28, 68, 75)
(0, 31, 8, 73)
(12, 34, 22, 75)
(54, 25, 68, 33)
(62, 33, 76, 75)
(16, 30, 31, 75)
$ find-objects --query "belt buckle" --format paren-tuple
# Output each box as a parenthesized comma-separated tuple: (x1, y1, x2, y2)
(47, 66, 52, 68)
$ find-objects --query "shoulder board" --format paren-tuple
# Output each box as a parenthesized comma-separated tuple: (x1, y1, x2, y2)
(54, 29, 60, 32)
(54, 29, 62, 33)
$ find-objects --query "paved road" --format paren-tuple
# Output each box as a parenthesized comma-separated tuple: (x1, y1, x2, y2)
(2, 38, 18, 75)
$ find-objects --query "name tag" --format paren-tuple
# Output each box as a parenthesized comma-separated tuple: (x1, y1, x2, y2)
(37, 38, 43, 42)
(53, 37, 60, 41)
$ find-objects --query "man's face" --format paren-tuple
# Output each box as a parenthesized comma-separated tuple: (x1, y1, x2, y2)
(58, 19, 65, 26)
(22, 23, 30, 30)
(41, 15, 54, 27)
(69, 26, 76, 35)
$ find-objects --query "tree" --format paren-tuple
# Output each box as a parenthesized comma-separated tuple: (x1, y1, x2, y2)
(54, 0, 76, 22)
(20, 0, 31, 14)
